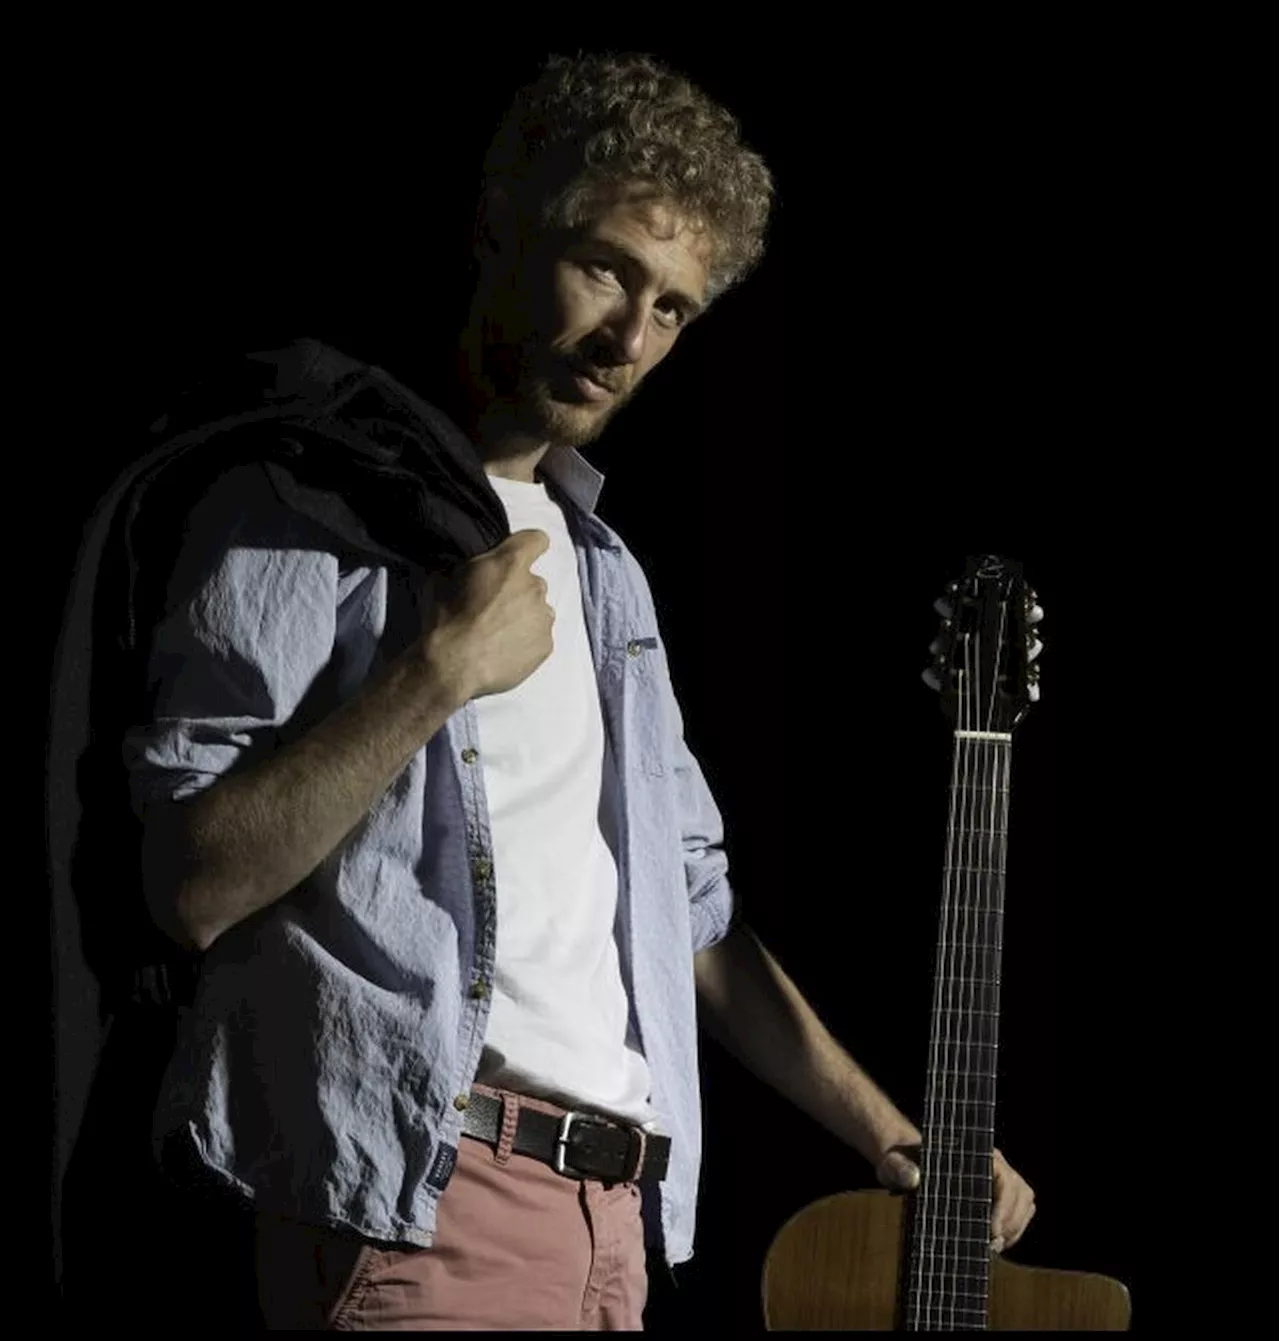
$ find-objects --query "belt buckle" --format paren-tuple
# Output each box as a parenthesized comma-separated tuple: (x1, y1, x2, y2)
(553, 1110, 616, 1179)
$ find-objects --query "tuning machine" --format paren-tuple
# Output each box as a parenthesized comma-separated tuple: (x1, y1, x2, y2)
(922, 592, 957, 693)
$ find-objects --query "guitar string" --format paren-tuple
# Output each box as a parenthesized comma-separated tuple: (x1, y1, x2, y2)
(968, 593, 1010, 1324)
(948, 626, 982, 1330)
(945, 593, 1009, 1328)
(913, 583, 1013, 1330)
(917, 621, 967, 1328)
(925, 616, 981, 1330)
(911, 623, 966, 1327)
(914, 624, 973, 1329)
(916, 596, 965, 1328)
(971, 590, 1008, 1309)
(935, 596, 1009, 1328)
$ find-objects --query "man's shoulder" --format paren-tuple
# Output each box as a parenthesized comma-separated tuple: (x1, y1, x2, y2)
(129, 448, 333, 573)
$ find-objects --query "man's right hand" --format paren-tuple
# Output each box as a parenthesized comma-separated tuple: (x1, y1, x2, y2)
(420, 529, 556, 703)
(143, 531, 557, 954)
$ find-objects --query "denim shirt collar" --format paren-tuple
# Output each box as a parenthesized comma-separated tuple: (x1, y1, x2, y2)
(535, 444, 621, 551)
(537, 444, 603, 515)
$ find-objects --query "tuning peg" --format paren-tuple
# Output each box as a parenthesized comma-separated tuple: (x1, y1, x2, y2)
(1028, 682, 1040, 703)
(1028, 636, 1044, 662)
(1027, 603, 1045, 625)
(933, 596, 954, 619)
(922, 667, 942, 692)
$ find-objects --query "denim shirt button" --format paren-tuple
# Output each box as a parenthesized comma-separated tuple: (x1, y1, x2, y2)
(626, 640, 642, 657)
(469, 980, 489, 1000)
(472, 857, 492, 881)
(453, 1093, 469, 1111)
(461, 747, 478, 764)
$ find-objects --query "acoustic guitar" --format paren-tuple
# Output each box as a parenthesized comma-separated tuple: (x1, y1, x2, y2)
(761, 555, 1131, 1330)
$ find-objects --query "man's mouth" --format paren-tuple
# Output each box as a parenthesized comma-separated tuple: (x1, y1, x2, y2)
(564, 359, 621, 398)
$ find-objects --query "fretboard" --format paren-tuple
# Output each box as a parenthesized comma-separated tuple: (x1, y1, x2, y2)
(903, 733, 1011, 1332)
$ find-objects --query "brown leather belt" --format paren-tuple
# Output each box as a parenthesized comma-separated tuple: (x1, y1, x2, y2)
(460, 1090, 670, 1183)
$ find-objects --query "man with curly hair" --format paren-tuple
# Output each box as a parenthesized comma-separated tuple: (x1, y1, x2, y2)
(103, 51, 1035, 1329)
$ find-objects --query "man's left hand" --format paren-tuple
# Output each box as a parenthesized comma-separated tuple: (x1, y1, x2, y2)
(875, 1145, 1036, 1254)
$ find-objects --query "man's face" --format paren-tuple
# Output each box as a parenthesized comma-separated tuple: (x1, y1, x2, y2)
(474, 188, 712, 450)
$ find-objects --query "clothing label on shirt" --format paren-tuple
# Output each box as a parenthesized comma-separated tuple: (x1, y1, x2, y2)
(426, 1141, 457, 1191)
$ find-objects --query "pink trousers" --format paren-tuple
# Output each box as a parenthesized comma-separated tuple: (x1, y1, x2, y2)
(253, 1084, 650, 1330)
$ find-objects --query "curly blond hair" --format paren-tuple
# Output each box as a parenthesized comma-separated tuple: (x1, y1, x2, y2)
(478, 51, 775, 303)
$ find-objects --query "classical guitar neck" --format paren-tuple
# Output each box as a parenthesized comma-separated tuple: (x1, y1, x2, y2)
(763, 562, 1129, 1329)
(903, 731, 1012, 1331)
(907, 554, 1035, 1332)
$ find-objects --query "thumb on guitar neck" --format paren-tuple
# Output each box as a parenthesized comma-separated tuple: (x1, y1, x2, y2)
(875, 1148, 921, 1193)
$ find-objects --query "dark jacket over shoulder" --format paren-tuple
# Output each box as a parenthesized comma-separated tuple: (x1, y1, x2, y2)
(49, 338, 508, 1301)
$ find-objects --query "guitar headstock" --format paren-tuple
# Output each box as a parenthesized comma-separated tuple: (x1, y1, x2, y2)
(922, 554, 1044, 732)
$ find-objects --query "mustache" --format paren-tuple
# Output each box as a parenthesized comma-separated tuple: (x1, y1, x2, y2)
(562, 355, 627, 395)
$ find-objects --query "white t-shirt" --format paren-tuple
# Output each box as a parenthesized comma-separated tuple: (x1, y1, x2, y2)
(471, 472, 658, 1128)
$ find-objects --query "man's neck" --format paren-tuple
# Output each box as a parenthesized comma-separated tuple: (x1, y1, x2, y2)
(436, 343, 552, 484)
(481, 450, 549, 484)
(475, 418, 554, 482)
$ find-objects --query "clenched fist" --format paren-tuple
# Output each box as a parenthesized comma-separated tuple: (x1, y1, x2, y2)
(419, 529, 556, 704)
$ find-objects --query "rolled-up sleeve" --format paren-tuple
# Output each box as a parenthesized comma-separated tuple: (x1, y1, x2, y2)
(618, 541, 737, 955)
(122, 487, 340, 818)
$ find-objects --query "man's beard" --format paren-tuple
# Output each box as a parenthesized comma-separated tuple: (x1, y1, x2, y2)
(480, 337, 626, 450)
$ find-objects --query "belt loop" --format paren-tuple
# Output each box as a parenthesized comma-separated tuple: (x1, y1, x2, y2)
(630, 1126, 647, 1183)
(494, 1091, 519, 1166)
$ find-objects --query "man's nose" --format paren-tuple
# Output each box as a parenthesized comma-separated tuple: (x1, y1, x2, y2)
(598, 298, 648, 366)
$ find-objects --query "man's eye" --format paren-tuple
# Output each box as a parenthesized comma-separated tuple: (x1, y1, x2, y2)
(655, 303, 686, 330)
(586, 261, 619, 282)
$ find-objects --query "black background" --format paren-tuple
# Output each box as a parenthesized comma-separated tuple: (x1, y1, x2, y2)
(35, 20, 1263, 1335)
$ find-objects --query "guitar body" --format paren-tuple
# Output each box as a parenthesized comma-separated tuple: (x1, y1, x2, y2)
(763, 1191, 1132, 1331)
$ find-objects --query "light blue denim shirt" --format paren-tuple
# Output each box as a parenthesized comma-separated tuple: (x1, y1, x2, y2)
(124, 442, 735, 1268)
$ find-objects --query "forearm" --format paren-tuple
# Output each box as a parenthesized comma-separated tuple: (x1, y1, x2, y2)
(148, 640, 464, 953)
(694, 922, 920, 1167)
